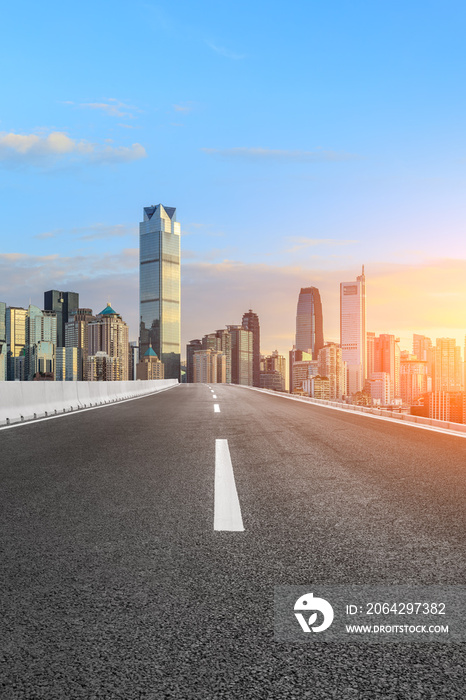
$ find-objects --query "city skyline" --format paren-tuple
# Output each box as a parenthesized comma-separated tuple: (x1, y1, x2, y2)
(1, 2, 466, 358)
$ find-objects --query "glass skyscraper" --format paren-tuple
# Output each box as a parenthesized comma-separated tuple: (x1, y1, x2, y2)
(295, 286, 324, 359)
(340, 266, 366, 395)
(44, 290, 79, 347)
(139, 204, 180, 380)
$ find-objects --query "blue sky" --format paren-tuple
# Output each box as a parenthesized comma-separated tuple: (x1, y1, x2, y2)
(1, 0, 466, 355)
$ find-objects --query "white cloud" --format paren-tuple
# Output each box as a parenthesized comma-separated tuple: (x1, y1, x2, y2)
(65, 98, 139, 119)
(173, 103, 193, 113)
(202, 147, 359, 162)
(206, 42, 245, 60)
(0, 131, 147, 167)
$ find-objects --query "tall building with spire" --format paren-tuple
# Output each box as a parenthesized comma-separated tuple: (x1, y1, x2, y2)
(340, 266, 366, 395)
(295, 287, 324, 359)
(139, 204, 181, 380)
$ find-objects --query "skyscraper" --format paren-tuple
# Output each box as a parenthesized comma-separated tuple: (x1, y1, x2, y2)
(228, 325, 253, 385)
(44, 290, 79, 347)
(242, 309, 260, 387)
(6, 306, 28, 380)
(432, 338, 463, 392)
(0, 302, 6, 381)
(88, 304, 129, 380)
(340, 266, 366, 395)
(139, 204, 181, 380)
(26, 305, 57, 380)
(65, 308, 95, 380)
(295, 287, 324, 359)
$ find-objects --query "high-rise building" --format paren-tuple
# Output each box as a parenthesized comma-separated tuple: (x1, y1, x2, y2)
(368, 372, 391, 405)
(55, 347, 81, 381)
(186, 339, 202, 383)
(340, 266, 366, 396)
(87, 352, 119, 381)
(6, 306, 27, 380)
(65, 308, 95, 380)
(295, 287, 324, 359)
(44, 290, 79, 348)
(26, 305, 57, 380)
(129, 341, 139, 380)
(400, 352, 428, 406)
(371, 334, 400, 402)
(413, 334, 432, 362)
(214, 329, 232, 383)
(242, 310, 260, 387)
(139, 203, 181, 380)
(0, 302, 6, 381)
(289, 348, 313, 394)
(228, 325, 253, 385)
(88, 304, 129, 380)
(260, 350, 286, 392)
(317, 342, 347, 400)
(193, 349, 226, 383)
(432, 338, 463, 392)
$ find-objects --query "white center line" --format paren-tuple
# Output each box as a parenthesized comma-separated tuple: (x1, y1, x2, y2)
(214, 404, 220, 413)
(214, 439, 244, 531)
(212, 394, 217, 399)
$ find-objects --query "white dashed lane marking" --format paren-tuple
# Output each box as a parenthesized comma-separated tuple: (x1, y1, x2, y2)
(214, 439, 244, 531)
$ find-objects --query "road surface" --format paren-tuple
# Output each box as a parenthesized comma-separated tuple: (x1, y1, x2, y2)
(1, 384, 465, 698)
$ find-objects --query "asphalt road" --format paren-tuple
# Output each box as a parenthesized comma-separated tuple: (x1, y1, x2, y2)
(1, 383, 465, 699)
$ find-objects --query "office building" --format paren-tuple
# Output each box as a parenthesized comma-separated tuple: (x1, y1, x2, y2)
(44, 290, 79, 348)
(291, 358, 319, 394)
(87, 352, 119, 381)
(260, 350, 286, 392)
(0, 302, 6, 381)
(432, 338, 463, 392)
(186, 339, 202, 383)
(289, 348, 313, 394)
(65, 308, 95, 380)
(370, 333, 400, 402)
(55, 347, 81, 381)
(193, 349, 226, 383)
(295, 287, 324, 359)
(228, 325, 253, 385)
(317, 342, 346, 400)
(129, 341, 139, 380)
(139, 203, 181, 380)
(136, 347, 164, 380)
(6, 306, 27, 380)
(88, 304, 129, 380)
(400, 352, 428, 406)
(26, 306, 57, 380)
(242, 310, 260, 387)
(368, 372, 391, 405)
(302, 375, 331, 400)
(413, 334, 432, 362)
(340, 266, 366, 395)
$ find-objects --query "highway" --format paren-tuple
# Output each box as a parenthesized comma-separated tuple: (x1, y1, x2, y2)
(1, 383, 465, 699)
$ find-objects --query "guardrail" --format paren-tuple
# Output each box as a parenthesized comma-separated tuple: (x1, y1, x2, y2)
(0, 379, 178, 427)
(239, 386, 466, 436)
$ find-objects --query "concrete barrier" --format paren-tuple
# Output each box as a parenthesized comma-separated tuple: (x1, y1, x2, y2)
(237, 386, 466, 437)
(0, 379, 178, 426)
